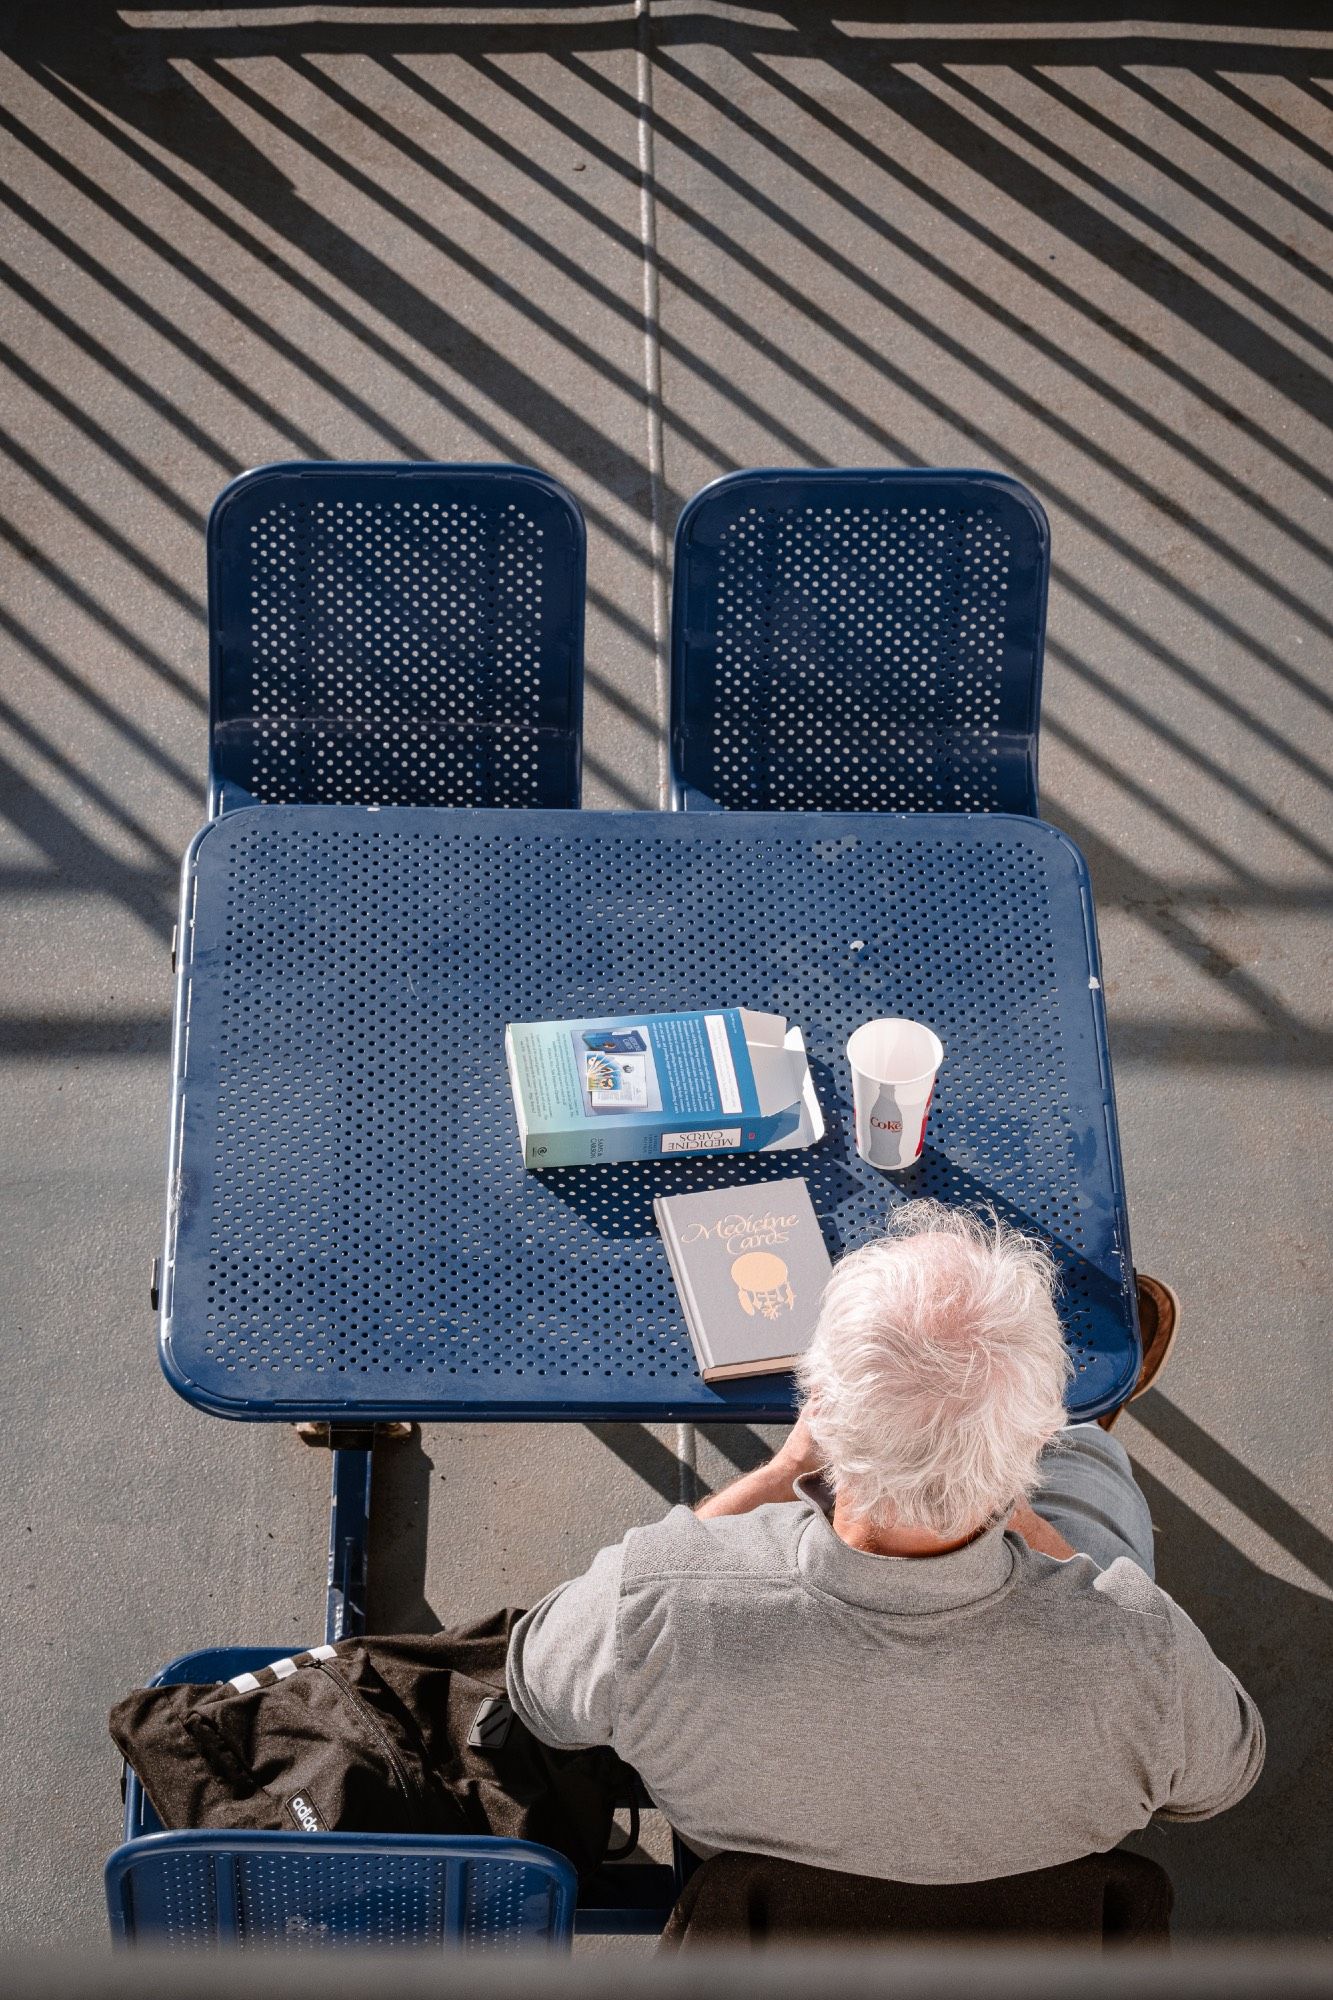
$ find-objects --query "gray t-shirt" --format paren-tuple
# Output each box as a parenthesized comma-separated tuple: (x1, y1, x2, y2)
(506, 1479, 1264, 1883)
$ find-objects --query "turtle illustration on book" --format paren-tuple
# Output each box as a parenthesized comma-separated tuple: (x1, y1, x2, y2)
(731, 1251, 796, 1320)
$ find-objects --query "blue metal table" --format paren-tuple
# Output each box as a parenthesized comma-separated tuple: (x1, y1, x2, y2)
(160, 806, 1138, 1633)
(163, 803, 1137, 1417)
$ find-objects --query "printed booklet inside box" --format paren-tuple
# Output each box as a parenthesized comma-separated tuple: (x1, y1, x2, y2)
(505, 1007, 824, 1168)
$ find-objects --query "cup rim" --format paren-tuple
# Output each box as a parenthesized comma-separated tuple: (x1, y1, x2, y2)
(846, 1016, 944, 1087)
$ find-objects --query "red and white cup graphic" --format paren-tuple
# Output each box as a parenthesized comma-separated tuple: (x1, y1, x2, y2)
(847, 1019, 944, 1171)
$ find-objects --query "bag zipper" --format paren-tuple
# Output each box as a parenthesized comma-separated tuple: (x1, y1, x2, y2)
(314, 1660, 429, 1831)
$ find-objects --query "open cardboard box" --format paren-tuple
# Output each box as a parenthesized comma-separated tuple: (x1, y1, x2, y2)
(506, 1006, 824, 1168)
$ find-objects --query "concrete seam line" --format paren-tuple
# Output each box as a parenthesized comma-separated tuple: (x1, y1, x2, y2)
(638, 0, 691, 1495)
(634, 0, 670, 808)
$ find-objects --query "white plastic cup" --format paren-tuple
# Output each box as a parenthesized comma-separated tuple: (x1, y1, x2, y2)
(846, 1018, 944, 1171)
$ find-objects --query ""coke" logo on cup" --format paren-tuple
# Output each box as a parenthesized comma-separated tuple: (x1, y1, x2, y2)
(870, 1115, 902, 1132)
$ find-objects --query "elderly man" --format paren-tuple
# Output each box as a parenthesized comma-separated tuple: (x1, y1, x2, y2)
(506, 1202, 1263, 1883)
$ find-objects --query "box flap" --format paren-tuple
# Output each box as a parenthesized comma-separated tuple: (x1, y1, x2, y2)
(737, 1007, 787, 1048)
(747, 1038, 807, 1114)
(765, 1026, 825, 1150)
(743, 1015, 813, 1116)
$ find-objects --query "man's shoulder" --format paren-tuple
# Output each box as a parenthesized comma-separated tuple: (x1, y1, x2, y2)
(620, 1499, 806, 1593)
(1090, 1555, 1173, 1618)
(1014, 1544, 1181, 1660)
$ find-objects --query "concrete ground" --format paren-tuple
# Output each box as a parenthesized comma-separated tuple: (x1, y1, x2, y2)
(1, 0, 1330, 1951)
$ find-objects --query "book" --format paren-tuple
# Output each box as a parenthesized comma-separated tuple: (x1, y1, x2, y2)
(654, 1179, 833, 1383)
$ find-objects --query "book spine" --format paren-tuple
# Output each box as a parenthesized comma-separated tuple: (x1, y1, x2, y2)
(653, 1200, 714, 1374)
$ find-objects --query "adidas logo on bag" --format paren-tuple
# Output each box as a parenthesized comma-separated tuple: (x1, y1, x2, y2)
(286, 1792, 326, 1833)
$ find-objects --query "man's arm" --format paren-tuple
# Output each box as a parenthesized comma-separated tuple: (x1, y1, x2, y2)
(1007, 1497, 1077, 1561)
(695, 1414, 821, 1518)
(505, 1541, 625, 1748)
(1156, 1596, 1266, 1820)
(696, 1416, 1077, 1559)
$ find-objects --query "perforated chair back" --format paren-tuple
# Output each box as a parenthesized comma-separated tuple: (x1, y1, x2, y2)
(670, 469, 1048, 814)
(208, 463, 585, 815)
(105, 1829, 577, 1951)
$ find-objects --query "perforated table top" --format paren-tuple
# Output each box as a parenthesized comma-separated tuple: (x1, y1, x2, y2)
(161, 807, 1138, 1424)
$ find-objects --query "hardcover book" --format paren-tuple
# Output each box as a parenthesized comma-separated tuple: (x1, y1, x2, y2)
(654, 1179, 833, 1382)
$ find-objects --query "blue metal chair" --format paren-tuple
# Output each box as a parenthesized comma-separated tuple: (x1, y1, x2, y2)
(106, 1829, 576, 1950)
(114, 1648, 679, 1945)
(208, 463, 586, 816)
(670, 469, 1049, 814)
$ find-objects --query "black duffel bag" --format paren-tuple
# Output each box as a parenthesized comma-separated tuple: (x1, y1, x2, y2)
(109, 1608, 635, 1886)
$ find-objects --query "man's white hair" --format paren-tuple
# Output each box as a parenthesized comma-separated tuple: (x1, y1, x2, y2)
(797, 1201, 1070, 1540)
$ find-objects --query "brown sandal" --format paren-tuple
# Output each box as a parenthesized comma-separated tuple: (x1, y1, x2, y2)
(1097, 1275, 1180, 1431)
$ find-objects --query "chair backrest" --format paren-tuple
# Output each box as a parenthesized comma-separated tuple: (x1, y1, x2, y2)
(208, 462, 585, 815)
(105, 1829, 577, 1951)
(670, 469, 1048, 815)
(658, 1847, 1171, 1949)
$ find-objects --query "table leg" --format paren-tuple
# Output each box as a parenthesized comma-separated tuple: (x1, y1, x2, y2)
(298, 1421, 411, 1644)
(326, 1444, 373, 1645)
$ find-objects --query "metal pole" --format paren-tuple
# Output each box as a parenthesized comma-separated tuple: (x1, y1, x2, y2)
(326, 1443, 373, 1644)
